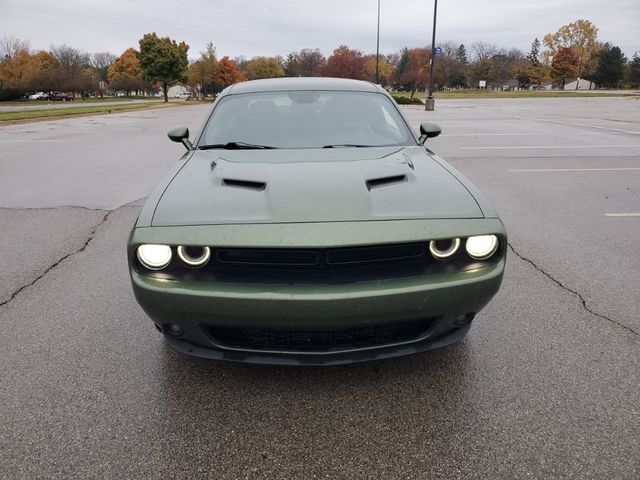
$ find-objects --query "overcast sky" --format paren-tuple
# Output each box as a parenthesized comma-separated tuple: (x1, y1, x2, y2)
(3, 0, 639, 60)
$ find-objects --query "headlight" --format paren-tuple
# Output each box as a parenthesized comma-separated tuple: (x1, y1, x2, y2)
(177, 245, 211, 267)
(465, 235, 499, 260)
(429, 238, 460, 260)
(137, 244, 172, 270)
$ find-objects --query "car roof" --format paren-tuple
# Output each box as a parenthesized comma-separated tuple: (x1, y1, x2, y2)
(225, 77, 383, 95)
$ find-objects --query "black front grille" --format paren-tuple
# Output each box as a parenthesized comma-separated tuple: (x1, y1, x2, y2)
(327, 243, 425, 264)
(216, 248, 320, 266)
(209, 317, 434, 352)
(140, 241, 499, 284)
(216, 243, 425, 267)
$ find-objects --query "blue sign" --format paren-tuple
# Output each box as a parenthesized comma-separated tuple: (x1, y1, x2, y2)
(433, 47, 442, 55)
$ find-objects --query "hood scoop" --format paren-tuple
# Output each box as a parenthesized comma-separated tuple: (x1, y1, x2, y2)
(366, 174, 407, 191)
(222, 178, 267, 191)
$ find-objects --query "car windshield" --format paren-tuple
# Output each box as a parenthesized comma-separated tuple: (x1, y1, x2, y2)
(198, 91, 416, 149)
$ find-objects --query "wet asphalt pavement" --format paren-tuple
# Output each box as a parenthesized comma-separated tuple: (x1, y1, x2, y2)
(1, 98, 639, 479)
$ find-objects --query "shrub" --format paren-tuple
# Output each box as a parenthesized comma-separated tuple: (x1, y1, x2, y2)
(391, 94, 422, 105)
(0, 88, 23, 101)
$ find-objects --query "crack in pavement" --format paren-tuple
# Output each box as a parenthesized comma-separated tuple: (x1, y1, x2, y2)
(508, 242, 639, 337)
(0, 210, 113, 308)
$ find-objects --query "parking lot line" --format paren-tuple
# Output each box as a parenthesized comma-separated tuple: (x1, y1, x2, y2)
(517, 117, 640, 135)
(605, 213, 640, 217)
(443, 132, 616, 137)
(461, 145, 640, 150)
(509, 168, 640, 172)
(0, 140, 64, 143)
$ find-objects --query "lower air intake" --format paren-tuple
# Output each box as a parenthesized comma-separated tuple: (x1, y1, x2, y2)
(209, 317, 434, 352)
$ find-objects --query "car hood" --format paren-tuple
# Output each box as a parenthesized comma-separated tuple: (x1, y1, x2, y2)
(151, 146, 483, 226)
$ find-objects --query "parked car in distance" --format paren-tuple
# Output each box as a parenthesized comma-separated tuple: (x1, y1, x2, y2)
(28, 92, 49, 100)
(52, 92, 74, 101)
(128, 77, 507, 365)
(175, 91, 192, 99)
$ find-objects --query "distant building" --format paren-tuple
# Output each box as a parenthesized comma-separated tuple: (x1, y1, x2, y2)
(564, 78, 596, 90)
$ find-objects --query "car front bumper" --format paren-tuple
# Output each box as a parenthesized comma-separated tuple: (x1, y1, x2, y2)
(130, 259, 504, 365)
(129, 218, 506, 365)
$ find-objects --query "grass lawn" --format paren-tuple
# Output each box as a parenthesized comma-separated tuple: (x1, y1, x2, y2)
(391, 89, 638, 100)
(0, 96, 164, 107)
(0, 102, 179, 123)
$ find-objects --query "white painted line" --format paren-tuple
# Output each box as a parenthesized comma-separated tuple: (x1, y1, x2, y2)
(605, 213, 640, 217)
(443, 133, 540, 137)
(0, 140, 63, 143)
(461, 145, 640, 150)
(444, 132, 614, 137)
(518, 117, 640, 135)
(510, 168, 640, 172)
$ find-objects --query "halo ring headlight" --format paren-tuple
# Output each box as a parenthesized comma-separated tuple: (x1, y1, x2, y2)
(137, 244, 172, 270)
(429, 238, 461, 260)
(177, 245, 211, 267)
(465, 235, 499, 260)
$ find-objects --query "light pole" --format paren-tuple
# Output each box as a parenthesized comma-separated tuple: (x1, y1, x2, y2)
(425, 0, 438, 111)
(376, 0, 381, 84)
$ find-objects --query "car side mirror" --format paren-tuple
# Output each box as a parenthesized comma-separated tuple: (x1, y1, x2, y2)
(418, 122, 441, 144)
(168, 126, 193, 151)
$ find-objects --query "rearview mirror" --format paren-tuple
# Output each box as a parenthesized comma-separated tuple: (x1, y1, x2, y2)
(168, 126, 192, 151)
(418, 122, 442, 144)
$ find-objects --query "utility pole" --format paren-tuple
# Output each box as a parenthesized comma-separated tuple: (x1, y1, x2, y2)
(376, 0, 381, 84)
(425, 0, 438, 111)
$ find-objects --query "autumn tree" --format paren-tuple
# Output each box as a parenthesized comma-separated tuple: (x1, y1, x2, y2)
(245, 56, 285, 80)
(364, 54, 392, 85)
(322, 45, 367, 80)
(77, 67, 100, 98)
(213, 56, 246, 92)
(593, 44, 626, 88)
(544, 19, 599, 89)
(394, 47, 429, 98)
(284, 48, 326, 77)
(0, 40, 61, 99)
(139, 32, 189, 102)
(24, 51, 60, 92)
(551, 47, 579, 89)
(0, 45, 32, 93)
(108, 48, 144, 96)
(187, 42, 217, 99)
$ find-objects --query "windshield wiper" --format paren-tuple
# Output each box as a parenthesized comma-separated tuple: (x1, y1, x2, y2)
(198, 142, 276, 150)
(322, 144, 378, 148)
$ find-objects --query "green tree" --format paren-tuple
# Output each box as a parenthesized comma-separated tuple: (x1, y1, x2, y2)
(455, 44, 468, 65)
(528, 38, 541, 66)
(138, 32, 189, 102)
(626, 52, 640, 88)
(593, 44, 626, 88)
(245, 56, 285, 80)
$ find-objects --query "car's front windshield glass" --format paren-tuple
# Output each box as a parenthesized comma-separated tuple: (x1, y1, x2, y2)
(198, 91, 416, 149)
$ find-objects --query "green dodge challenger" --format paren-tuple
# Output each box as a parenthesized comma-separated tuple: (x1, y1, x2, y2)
(128, 77, 506, 365)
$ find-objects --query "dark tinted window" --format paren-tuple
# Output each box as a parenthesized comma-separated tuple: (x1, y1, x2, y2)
(199, 91, 416, 149)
